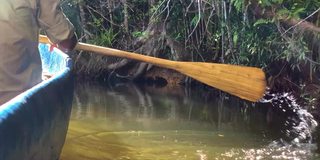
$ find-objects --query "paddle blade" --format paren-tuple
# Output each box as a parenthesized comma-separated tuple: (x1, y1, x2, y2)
(174, 62, 266, 102)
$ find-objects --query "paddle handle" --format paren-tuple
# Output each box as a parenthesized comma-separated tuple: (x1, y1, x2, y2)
(39, 35, 175, 69)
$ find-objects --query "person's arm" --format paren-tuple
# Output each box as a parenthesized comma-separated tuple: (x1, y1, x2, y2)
(37, 0, 77, 52)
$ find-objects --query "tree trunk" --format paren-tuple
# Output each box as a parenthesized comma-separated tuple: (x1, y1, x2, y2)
(107, 0, 114, 29)
(78, 1, 90, 40)
(122, 0, 129, 33)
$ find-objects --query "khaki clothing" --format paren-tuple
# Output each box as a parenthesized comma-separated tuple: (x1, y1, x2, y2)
(0, 90, 23, 105)
(0, 0, 74, 104)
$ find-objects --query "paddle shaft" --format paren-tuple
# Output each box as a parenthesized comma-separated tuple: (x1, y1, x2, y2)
(39, 35, 177, 69)
(78, 42, 177, 69)
(39, 35, 266, 102)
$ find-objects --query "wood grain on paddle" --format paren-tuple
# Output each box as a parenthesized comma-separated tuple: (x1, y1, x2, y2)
(39, 35, 267, 102)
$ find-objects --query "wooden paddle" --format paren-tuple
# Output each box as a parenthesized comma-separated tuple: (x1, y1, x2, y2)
(39, 35, 266, 102)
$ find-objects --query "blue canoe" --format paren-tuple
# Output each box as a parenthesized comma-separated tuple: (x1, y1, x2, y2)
(0, 44, 74, 160)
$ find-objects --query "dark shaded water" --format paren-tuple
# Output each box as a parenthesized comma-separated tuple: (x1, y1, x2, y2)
(60, 82, 320, 160)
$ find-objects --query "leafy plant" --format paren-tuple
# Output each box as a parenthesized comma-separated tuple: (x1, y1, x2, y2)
(90, 29, 118, 47)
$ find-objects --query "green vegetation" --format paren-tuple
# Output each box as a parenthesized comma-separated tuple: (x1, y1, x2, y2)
(61, 0, 320, 94)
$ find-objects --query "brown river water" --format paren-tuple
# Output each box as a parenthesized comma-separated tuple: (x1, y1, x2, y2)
(59, 81, 320, 160)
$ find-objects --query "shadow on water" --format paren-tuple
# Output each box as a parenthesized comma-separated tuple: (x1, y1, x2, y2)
(60, 81, 320, 159)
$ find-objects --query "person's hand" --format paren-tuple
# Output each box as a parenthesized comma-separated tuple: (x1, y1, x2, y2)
(49, 43, 58, 52)
(53, 34, 78, 53)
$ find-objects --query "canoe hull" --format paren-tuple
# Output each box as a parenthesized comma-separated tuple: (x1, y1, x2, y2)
(0, 44, 73, 160)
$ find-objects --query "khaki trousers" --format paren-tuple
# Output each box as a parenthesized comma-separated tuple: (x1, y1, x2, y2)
(0, 90, 23, 106)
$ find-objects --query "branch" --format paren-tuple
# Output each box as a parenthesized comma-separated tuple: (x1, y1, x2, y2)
(250, 2, 320, 33)
(282, 7, 320, 35)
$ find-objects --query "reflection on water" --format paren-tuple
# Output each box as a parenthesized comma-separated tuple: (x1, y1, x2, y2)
(60, 82, 319, 160)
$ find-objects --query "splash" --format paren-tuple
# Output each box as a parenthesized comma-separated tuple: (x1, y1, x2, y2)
(220, 90, 319, 159)
(221, 142, 317, 159)
(259, 90, 318, 143)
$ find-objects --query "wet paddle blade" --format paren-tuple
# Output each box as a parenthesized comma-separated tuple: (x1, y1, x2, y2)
(173, 62, 266, 102)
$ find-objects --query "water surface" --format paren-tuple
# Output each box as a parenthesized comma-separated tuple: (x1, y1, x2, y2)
(60, 82, 319, 160)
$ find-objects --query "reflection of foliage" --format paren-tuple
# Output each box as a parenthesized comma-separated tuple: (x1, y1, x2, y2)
(74, 82, 271, 134)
